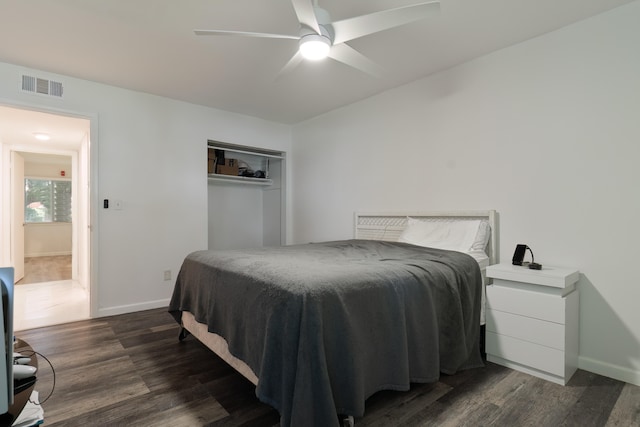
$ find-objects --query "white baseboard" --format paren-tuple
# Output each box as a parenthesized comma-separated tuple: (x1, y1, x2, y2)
(97, 298, 171, 318)
(579, 355, 640, 386)
(25, 251, 72, 257)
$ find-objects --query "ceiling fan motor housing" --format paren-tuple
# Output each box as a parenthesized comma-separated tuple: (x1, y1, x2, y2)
(299, 31, 331, 60)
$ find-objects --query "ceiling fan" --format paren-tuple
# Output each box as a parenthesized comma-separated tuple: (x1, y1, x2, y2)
(194, 0, 440, 77)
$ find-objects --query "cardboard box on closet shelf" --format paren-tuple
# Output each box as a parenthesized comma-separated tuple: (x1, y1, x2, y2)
(216, 158, 239, 176)
(207, 148, 217, 174)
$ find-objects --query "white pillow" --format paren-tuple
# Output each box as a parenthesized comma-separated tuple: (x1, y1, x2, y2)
(471, 220, 491, 251)
(398, 217, 484, 253)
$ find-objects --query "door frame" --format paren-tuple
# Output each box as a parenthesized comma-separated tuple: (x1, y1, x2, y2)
(0, 101, 99, 318)
(10, 151, 25, 282)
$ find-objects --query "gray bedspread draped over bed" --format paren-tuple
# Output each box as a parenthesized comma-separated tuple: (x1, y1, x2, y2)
(169, 239, 483, 427)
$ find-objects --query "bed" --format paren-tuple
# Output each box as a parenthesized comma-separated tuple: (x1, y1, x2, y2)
(169, 210, 497, 426)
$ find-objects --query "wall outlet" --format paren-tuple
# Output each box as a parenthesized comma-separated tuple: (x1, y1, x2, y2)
(163, 270, 171, 281)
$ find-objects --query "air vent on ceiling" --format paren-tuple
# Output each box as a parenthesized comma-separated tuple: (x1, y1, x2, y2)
(21, 74, 64, 98)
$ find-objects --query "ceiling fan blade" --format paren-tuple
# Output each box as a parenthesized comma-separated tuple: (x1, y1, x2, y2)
(275, 51, 305, 80)
(332, 1, 440, 45)
(327, 43, 383, 78)
(291, 0, 321, 34)
(194, 29, 298, 40)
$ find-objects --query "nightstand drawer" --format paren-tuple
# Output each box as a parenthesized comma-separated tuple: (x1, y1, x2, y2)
(486, 332, 565, 377)
(486, 309, 565, 350)
(486, 283, 567, 323)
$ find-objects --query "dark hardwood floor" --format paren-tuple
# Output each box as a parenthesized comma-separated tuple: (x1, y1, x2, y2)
(15, 308, 640, 426)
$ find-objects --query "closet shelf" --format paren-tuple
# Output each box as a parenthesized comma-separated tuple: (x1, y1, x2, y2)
(207, 173, 273, 186)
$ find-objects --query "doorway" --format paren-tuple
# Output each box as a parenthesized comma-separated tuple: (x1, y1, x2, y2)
(0, 105, 92, 330)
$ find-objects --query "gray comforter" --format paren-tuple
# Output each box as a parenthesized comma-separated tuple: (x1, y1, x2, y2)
(169, 239, 483, 426)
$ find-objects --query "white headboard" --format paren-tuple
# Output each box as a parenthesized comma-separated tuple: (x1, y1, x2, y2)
(354, 210, 498, 266)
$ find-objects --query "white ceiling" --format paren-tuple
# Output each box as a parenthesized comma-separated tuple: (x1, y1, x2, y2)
(0, 0, 634, 125)
(0, 106, 89, 152)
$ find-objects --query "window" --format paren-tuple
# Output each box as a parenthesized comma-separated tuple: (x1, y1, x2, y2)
(24, 178, 72, 223)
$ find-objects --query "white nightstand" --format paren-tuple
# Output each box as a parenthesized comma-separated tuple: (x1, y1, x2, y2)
(485, 263, 580, 385)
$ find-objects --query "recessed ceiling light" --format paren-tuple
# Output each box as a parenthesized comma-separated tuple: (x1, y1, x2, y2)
(33, 133, 51, 141)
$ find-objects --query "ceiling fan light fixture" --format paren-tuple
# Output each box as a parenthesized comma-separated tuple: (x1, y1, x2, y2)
(299, 34, 331, 61)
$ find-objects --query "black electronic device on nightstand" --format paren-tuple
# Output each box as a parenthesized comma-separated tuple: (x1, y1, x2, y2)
(512, 244, 542, 269)
(512, 244, 527, 266)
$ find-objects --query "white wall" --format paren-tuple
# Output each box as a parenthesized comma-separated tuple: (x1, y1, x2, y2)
(0, 61, 292, 316)
(24, 159, 72, 179)
(291, 2, 640, 385)
(24, 223, 71, 257)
